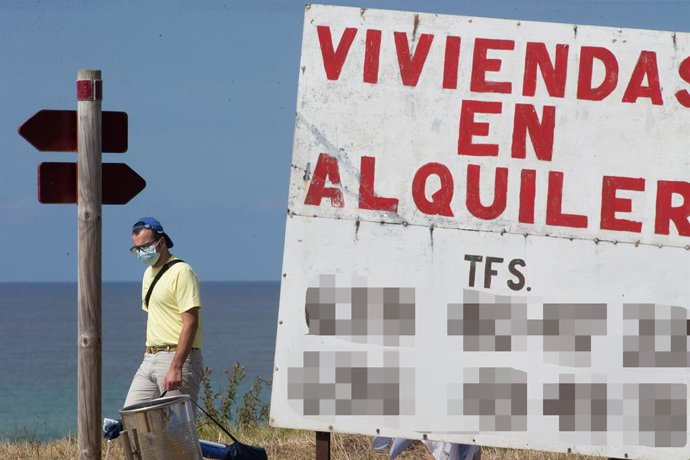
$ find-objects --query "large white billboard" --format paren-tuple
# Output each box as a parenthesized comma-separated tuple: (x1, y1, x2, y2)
(270, 5, 690, 459)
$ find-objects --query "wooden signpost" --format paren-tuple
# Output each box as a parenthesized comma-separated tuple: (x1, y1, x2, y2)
(76, 69, 102, 460)
(18, 70, 144, 460)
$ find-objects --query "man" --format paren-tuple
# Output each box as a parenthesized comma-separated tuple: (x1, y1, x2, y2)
(123, 216, 204, 407)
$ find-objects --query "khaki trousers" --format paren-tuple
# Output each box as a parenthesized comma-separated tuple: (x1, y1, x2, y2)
(123, 348, 203, 408)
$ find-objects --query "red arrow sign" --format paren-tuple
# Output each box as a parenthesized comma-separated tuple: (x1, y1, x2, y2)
(38, 162, 145, 204)
(19, 110, 128, 153)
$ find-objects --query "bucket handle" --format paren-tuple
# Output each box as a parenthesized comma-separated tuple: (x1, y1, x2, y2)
(160, 390, 240, 445)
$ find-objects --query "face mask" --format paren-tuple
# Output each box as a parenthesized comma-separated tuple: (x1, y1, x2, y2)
(137, 245, 161, 266)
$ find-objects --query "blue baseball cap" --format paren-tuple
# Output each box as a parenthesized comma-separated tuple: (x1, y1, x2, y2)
(132, 217, 174, 248)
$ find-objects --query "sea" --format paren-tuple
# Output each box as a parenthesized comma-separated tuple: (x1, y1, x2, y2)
(0, 281, 280, 441)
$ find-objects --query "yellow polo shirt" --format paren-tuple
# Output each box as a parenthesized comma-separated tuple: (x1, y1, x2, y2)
(141, 255, 203, 349)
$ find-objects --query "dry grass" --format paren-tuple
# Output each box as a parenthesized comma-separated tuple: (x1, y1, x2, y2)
(0, 429, 604, 459)
(0, 435, 79, 460)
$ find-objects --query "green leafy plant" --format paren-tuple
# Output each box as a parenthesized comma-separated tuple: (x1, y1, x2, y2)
(237, 374, 270, 429)
(197, 362, 271, 433)
(220, 362, 245, 424)
(199, 366, 220, 424)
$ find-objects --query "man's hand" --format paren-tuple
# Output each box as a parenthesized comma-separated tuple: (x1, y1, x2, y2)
(164, 364, 183, 391)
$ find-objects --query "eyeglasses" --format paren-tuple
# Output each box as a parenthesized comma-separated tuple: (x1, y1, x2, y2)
(129, 238, 162, 256)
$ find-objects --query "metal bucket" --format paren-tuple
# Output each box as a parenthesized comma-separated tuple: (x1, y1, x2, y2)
(119, 395, 202, 460)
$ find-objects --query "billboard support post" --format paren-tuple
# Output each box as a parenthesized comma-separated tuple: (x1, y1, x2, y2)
(315, 431, 331, 460)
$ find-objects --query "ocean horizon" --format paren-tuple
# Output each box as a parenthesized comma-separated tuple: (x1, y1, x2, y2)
(0, 281, 280, 441)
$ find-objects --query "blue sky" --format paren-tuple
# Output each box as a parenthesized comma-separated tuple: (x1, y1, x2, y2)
(1, 0, 688, 282)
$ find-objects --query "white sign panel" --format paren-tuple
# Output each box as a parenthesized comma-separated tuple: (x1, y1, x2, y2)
(271, 5, 690, 459)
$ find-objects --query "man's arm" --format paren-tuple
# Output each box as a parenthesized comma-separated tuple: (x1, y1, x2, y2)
(164, 307, 199, 391)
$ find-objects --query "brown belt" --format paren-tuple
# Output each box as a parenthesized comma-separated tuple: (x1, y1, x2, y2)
(145, 345, 200, 354)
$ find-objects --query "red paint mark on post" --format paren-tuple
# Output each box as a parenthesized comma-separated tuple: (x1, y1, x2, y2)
(77, 80, 93, 101)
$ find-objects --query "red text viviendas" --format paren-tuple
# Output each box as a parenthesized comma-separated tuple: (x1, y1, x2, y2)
(316, 25, 690, 107)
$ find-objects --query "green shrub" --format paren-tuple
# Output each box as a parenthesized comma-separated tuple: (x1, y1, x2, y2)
(197, 362, 271, 435)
